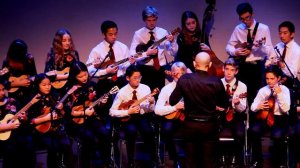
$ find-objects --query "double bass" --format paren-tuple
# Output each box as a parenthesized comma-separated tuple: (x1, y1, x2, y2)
(201, 0, 224, 78)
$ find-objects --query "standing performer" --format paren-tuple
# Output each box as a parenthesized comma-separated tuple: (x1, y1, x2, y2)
(87, 20, 134, 91)
(154, 61, 187, 167)
(45, 28, 80, 93)
(169, 52, 228, 168)
(176, 11, 211, 72)
(250, 65, 290, 167)
(110, 65, 157, 168)
(129, 6, 178, 90)
(1, 39, 37, 106)
(226, 2, 274, 105)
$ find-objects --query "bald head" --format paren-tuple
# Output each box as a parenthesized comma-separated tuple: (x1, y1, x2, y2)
(193, 52, 212, 71)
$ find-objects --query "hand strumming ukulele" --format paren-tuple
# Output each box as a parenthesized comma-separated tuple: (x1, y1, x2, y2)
(72, 86, 119, 124)
(118, 88, 159, 122)
(0, 94, 41, 140)
(34, 85, 79, 133)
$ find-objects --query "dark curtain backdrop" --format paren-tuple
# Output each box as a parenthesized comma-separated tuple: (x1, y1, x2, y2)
(0, 0, 299, 73)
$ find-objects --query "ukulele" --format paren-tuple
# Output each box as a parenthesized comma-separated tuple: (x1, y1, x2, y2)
(0, 94, 41, 141)
(72, 86, 119, 124)
(34, 85, 79, 133)
(164, 100, 185, 121)
(50, 67, 70, 89)
(119, 88, 159, 122)
(8, 70, 58, 93)
(226, 92, 247, 122)
(234, 37, 266, 50)
(256, 89, 275, 126)
(136, 28, 181, 64)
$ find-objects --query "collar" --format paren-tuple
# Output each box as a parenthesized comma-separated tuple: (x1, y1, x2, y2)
(242, 19, 257, 30)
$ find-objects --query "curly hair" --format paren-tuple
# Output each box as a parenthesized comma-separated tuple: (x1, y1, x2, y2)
(48, 28, 76, 68)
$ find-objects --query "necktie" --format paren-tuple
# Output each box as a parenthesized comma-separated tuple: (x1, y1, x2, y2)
(247, 28, 253, 44)
(109, 44, 116, 61)
(226, 84, 231, 96)
(282, 44, 287, 60)
(149, 31, 160, 70)
(225, 83, 233, 122)
(132, 90, 137, 100)
(109, 44, 117, 81)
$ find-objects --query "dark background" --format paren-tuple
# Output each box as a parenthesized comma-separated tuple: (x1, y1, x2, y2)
(1, 0, 299, 72)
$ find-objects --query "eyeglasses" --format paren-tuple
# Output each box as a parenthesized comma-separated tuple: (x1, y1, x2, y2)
(239, 15, 252, 22)
(131, 76, 142, 80)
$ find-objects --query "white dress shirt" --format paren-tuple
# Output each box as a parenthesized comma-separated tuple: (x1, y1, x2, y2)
(221, 78, 247, 113)
(154, 81, 179, 116)
(251, 85, 290, 115)
(86, 40, 130, 77)
(268, 39, 300, 79)
(129, 27, 178, 66)
(110, 83, 155, 117)
(226, 20, 274, 62)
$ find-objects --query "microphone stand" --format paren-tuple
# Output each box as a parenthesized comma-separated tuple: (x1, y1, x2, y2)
(90, 51, 112, 79)
(274, 47, 300, 91)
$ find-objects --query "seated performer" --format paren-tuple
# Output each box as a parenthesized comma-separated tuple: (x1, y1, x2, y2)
(250, 65, 290, 167)
(110, 65, 157, 168)
(154, 61, 187, 167)
(220, 58, 247, 166)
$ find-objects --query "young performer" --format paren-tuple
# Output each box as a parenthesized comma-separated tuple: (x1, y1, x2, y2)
(0, 80, 38, 168)
(66, 61, 110, 167)
(45, 28, 80, 92)
(129, 6, 178, 90)
(28, 73, 74, 168)
(220, 58, 247, 166)
(266, 21, 300, 88)
(226, 2, 274, 105)
(1, 39, 37, 106)
(87, 20, 134, 91)
(176, 11, 211, 72)
(250, 65, 290, 167)
(110, 65, 157, 168)
(154, 61, 187, 167)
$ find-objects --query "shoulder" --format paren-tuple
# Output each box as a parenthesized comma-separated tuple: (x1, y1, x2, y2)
(134, 27, 145, 35)
(237, 80, 247, 89)
(115, 41, 128, 49)
(257, 22, 270, 30)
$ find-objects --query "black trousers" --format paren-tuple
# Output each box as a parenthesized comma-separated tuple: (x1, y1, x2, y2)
(236, 60, 265, 106)
(250, 115, 289, 167)
(179, 119, 220, 168)
(121, 113, 157, 166)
